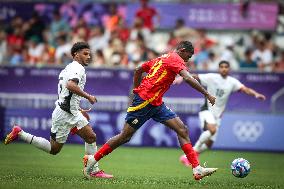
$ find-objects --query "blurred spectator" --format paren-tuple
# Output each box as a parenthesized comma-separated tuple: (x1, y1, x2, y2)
(195, 44, 210, 71)
(102, 3, 123, 32)
(207, 51, 219, 71)
(239, 48, 258, 70)
(135, 0, 160, 31)
(72, 18, 90, 43)
(40, 43, 56, 65)
(24, 12, 45, 42)
(92, 49, 106, 67)
(88, 26, 110, 51)
(0, 30, 7, 65)
(273, 51, 284, 72)
(166, 32, 179, 51)
(129, 18, 151, 46)
(173, 18, 198, 43)
(50, 10, 70, 47)
(7, 27, 25, 66)
(220, 38, 239, 71)
(55, 35, 72, 65)
(27, 36, 45, 65)
(252, 40, 273, 72)
(115, 20, 130, 44)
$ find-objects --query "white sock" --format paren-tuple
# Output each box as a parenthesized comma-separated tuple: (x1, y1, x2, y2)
(198, 143, 208, 153)
(194, 130, 211, 153)
(85, 142, 99, 172)
(18, 130, 51, 153)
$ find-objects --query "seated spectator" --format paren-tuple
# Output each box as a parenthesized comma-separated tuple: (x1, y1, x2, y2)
(273, 51, 284, 72)
(88, 26, 110, 51)
(135, 0, 160, 31)
(252, 40, 273, 72)
(50, 10, 70, 47)
(27, 36, 45, 65)
(240, 49, 258, 70)
(92, 49, 106, 67)
(0, 30, 7, 65)
(55, 35, 72, 65)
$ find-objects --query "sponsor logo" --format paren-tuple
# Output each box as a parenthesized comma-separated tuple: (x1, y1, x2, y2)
(132, 118, 139, 125)
(233, 121, 263, 142)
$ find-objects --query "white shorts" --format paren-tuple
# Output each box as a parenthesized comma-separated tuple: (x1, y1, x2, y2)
(198, 110, 221, 142)
(51, 106, 89, 143)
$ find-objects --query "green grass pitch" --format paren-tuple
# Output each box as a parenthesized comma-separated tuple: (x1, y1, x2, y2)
(0, 143, 283, 189)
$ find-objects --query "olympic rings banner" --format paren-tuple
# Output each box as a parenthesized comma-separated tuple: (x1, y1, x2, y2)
(214, 113, 284, 152)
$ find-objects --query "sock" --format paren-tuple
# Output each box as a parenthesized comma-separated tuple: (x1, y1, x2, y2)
(181, 143, 199, 168)
(198, 143, 208, 153)
(94, 143, 113, 162)
(85, 142, 99, 172)
(18, 130, 51, 153)
(193, 130, 211, 152)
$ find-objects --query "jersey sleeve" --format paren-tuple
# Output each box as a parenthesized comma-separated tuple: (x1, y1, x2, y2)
(198, 73, 212, 87)
(67, 65, 84, 83)
(141, 59, 155, 73)
(231, 77, 244, 92)
(170, 58, 187, 74)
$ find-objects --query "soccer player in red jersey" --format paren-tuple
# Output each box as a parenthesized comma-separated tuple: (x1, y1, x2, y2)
(83, 41, 218, 180)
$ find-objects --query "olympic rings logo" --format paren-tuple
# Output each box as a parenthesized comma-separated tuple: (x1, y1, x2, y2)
(233, 121, 264, 142)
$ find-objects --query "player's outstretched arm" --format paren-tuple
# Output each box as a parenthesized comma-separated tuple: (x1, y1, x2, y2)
(240, 86, 266, 100)
(66, 79, 97, 104)
(133, 66, 144, 89)
(179, 70, 216, 106)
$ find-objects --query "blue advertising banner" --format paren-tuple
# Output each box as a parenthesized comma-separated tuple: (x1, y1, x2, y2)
(4, 108, 284, 151)
(3, 108, 201, 147)
(214, 113, 284, 152)
(1, 67, 284, 113)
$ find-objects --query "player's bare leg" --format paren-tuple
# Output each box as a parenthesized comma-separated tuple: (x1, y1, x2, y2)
(163, 117, 217, 180)
(76, 125, 113, 179)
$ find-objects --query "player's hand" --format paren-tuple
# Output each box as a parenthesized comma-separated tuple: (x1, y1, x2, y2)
(172, 76, 183, 85)
(88, 95, 97, 104)
(255, 93, 266, 101)
(79, 108, 91, 121)
(206, 94, 216, 106)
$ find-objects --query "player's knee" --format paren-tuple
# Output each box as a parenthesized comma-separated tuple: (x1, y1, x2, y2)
(50, 148, 61, 155)
(85, 133, 96, 144)
(206, 140, 214, 148)
(179, 125, 189, 138)
(207, 124, 217, 135)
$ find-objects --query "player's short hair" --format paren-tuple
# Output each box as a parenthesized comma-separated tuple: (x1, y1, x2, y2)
(219, 60, 230, 67)
(71, 42, 90, 57)
(176, 41, 194, 54)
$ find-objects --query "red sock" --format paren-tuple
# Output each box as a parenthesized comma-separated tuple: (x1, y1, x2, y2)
(94, 143, 113, 161)
(181, 143, 199, 168)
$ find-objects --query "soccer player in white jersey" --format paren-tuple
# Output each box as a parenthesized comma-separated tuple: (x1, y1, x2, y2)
(4, 42, 113, 178)
(179, 60, 266, 166)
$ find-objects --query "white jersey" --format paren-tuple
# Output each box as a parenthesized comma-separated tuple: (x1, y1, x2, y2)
(199, 73, 244, 118)
(55, 61, 86, 115)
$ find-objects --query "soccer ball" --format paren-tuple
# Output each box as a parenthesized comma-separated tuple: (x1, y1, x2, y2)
(231, 158, 250, 178)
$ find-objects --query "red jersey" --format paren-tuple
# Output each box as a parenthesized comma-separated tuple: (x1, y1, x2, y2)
(133, 52, 187, 106)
